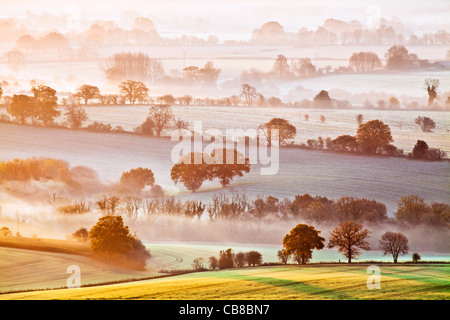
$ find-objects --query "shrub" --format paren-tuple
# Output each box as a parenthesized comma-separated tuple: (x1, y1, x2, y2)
(89, 215, 150, 269)
(0, 158, 72, 183)
(72, 228, 89, 242)
(209, 256, 219, 270)
(58, 201, 91, 214)
(246, 251, 263, 266)
(218, 248, 235, 269)
(0, 226, 13, 237)
(192, 257, 208, 271)
(86, 121, 113, 132)
(134, 118, 155, 136)
(412, 253, 421, 263)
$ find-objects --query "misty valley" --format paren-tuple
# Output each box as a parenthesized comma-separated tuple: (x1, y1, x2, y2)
(0, 0, 449, 302)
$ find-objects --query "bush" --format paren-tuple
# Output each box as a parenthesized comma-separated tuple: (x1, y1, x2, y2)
(58, 201, 91, 214)
(0, 157, 72, 183)
(89, 215, 150, 269)
(246, 251, 263, 266)
(192, 257, 208, 271)
(0, 226, 13, 237)
(134, 118, 155, 136)
(72, 228, 89, 242)
(120, 167, 155, 193)
(410, 140, 447, 161)
(412, 253, 421, 263)
(209, 256, 219, 270)
(218, 248, 235, 269)
(86, 121, 113, 132)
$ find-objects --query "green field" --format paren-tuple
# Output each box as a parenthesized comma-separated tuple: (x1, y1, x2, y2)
(2, 264, 449, 300)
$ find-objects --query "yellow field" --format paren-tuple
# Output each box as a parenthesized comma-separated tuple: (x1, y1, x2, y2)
(2, 264, 449, 300)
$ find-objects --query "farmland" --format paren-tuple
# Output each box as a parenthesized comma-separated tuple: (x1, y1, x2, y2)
(2, 263, 449, 300)
(1, 239, 449, 295)
(0, 121, 448, 215)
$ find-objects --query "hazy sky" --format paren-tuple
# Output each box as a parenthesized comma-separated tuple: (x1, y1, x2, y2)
(1, 0, 449, 39)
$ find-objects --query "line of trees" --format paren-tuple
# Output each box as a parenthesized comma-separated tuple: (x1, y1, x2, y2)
(302, 119, 447, 160)
(76, 215, 150, 269)
(281, 221, 413, 264)
(241, 46, 443, 86)
(7, 85, 59, 125)
(6, 16, 449, 53)
(4, 88, 446, 162)
(250, 20, 450, 47)
(1, 157, 446, 228)
(193, 249, 264, 271)
(54, 190, 449, 230)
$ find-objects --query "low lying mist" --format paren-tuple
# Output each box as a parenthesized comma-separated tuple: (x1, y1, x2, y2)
(1, 180, 448, 254)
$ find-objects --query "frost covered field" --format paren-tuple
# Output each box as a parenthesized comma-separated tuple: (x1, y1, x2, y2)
(0, 121, 448, 214)
(2, 105, 446, 153)
(1, 44, 449, 99)
(73, 105, 450, 153)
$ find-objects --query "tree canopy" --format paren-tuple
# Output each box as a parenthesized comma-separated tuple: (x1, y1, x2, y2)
(89, 215, 150, 269)
(328, 221, 370, 263)
(171, 152, 212, 192)
(263, 117, 297, 146)
(120, 167, 155, 193)
(283, 224, 325, 264)
(379, 231, 409, 263)
(356, 119, 393, 154)
(209, 148, 250, 187)
(119, 80, 149, 104)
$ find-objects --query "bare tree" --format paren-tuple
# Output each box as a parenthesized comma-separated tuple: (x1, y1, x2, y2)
(272, 54, 291, 79)
(46, 191, 60, 210)
(349, 52, 381, 72)
(148, 104, 174, 136)
(5, 49, 25, 74)
(379, 231, 409, 263)
(424, 78, 440, 106)
(96, 196, 121, 215)
(119, 80, 149, 104)
(240, 83, 257, 106)
(65, 103, 88, 129)
(75, 84, 100, 104)
(173, 116, 189, 130)
(100, 52, 164, 82)
(124, 196, 142, 221)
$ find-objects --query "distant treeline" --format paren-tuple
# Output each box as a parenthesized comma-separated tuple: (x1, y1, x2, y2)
(0, 97, 447, 163)
(0, 158, 447, 228)
(3, 16, 449, 52)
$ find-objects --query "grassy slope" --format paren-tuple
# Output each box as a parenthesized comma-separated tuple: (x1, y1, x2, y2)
(0, 238, 158, 293)
(2, 264, 449, 300)
(0, 237, 90, 255)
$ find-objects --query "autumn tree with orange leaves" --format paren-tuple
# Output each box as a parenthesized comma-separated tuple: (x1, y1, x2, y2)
(328, 221, 370, 263)
(283, 224, 325, 264)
